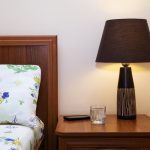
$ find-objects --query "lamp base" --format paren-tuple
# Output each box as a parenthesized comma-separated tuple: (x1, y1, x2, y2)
(117, 66, 136, 120)
(117, 88, 136, 120)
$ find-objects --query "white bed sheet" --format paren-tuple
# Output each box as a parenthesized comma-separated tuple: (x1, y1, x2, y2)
(0, 122, 43, 150)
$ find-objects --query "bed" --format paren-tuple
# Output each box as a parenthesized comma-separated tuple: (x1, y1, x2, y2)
(0, 36, 58, 150)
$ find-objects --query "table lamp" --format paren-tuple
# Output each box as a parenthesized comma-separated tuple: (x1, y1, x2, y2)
(96, 19, 150, 119)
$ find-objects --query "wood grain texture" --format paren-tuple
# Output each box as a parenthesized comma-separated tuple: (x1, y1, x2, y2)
(117, 88, 136, 117)
(0, 36, 58, 150)
(56, 115, 150, 150)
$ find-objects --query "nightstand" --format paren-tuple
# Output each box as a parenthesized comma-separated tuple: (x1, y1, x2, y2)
(56, 114, 150, 150)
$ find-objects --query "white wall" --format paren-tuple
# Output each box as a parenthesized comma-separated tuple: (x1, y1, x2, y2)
(0, 0, 150, 116)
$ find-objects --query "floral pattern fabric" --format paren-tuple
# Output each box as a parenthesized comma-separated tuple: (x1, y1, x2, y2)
(0, 119, 44, 150)
(0, 65, 41, 128)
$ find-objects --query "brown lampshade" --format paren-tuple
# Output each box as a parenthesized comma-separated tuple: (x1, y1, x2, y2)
(96, 19, 150, 63)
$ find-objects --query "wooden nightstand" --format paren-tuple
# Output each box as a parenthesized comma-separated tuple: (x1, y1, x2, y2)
(56, 114, 150, 150)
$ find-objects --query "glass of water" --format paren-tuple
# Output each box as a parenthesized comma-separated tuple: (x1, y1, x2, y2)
(90, 105, 106, 124)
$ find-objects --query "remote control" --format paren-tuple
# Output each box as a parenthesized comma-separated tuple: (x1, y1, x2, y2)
(63, 115, 90, 121)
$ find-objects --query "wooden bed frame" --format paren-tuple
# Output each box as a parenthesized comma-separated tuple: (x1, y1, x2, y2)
(0, 36, 58, 150)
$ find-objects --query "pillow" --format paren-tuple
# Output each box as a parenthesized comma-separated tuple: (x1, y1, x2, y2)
(0, 65, 41, 128)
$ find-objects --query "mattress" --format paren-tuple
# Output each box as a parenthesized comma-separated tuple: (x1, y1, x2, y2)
(0, 120, 43, 150)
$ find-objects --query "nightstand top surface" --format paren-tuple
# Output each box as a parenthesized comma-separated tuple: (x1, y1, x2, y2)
(56, 114, 150, 137)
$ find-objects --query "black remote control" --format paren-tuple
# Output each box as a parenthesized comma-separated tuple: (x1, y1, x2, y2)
(63, 115, 90, 121)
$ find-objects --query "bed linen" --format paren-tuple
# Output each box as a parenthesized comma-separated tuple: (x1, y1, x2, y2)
(0, 65, 41, 128)
(0, 120, 43, 150)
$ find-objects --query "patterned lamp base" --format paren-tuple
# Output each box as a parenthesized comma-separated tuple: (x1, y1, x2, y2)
(117, 65, 136, 120)
(117, 88, 136, 119)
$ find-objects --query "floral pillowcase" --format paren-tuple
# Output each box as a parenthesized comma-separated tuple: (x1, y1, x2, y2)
(0, 65, 41, 128)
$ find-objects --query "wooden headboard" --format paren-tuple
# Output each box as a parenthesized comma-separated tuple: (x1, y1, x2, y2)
(0, 36, 58, 150)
